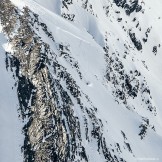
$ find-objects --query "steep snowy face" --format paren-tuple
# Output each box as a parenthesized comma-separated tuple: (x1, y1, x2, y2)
(0, 0, 162, 162)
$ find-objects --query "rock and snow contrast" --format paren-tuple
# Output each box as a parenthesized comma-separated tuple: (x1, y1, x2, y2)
(0, 0, 162, 161)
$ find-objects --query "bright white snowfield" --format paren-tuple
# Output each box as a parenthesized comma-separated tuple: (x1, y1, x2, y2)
(1, 0, 162, 162)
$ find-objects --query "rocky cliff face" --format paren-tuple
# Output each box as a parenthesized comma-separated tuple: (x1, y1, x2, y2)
(0, 0, 162, 162)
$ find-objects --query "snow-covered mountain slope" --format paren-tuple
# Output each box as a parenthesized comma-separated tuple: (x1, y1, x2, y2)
(0, 28, 23, 162)
(0, 0, 162, 161)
